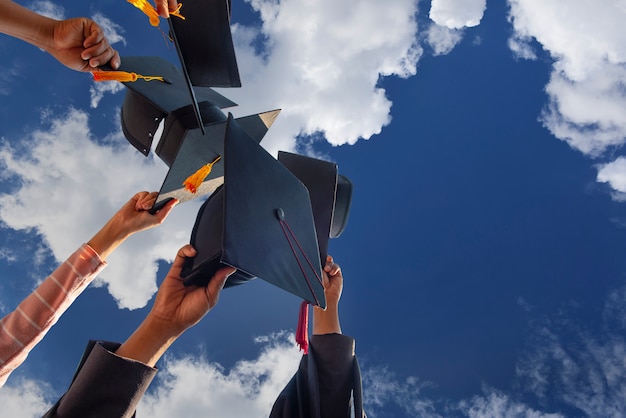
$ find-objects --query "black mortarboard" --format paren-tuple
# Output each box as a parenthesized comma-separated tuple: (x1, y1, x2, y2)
(277, 152, 353, 263)
(168, 0, 240, 88)
(116, 56, 280, 211)
(181, 114, 327, 308)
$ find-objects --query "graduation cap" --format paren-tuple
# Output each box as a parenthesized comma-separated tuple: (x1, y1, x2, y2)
(112, 0, 272, 210)
(181, 114, 336, 308)
(277, 152, 353, 263)
(115, 55, 280, 211)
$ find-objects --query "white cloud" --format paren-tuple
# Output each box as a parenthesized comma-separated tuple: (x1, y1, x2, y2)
(362, 365, 441, 417)
(507, 35, 537, 60)
(507, 0, 626, 197)
(597, 157, 626, 201)
(507, 0, 626, 82)
(0, 379, 53, 418)
(425, 23, 464, 56)
(28, 1, 65, 20)
(516, 304, 626, 417)
(138, 332, 302, 417)
(429, 0, 486, 29)
(460, 389, 563, 418)
(0, 108, 202, 309)
(91, 12, 126, 46)
(212, 0, 422, 154)
(89, 80, 125, 108)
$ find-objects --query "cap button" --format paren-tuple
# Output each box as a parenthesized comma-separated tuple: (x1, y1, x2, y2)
(275, 208, 285, 220)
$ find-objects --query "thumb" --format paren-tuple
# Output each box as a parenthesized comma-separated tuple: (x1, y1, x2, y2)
(205, 266, 236, 305)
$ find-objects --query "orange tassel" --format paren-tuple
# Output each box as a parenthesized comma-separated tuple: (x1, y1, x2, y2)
(92, 71, 165, 83)
(127, 0, 185, 27)
(183, 156, 222, 194)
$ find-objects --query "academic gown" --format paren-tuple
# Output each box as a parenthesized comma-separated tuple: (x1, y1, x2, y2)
(270, 333, 365, 418)
(42, 341, 156, 418)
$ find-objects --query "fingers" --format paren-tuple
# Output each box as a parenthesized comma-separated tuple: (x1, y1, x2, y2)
(323, 255, 341, 277)
(156, 0, 179, 18)
(172, 244, 197, 270)
(165, 244, 196, 280)
(134, 191, 157, 210)
(133, 191, 178, 218)
(81, 20, 120, 69)
(152, 198, 178, 222)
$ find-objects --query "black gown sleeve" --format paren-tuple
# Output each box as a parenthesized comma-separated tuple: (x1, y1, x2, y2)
(269, 333, 365, 418)
(43, 340, 157, 418)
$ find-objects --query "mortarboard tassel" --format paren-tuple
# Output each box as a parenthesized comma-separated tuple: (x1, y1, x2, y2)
(183, 156, 222, 194)
(296, 300, 309, 354)
(92, 71, 165, 83)
(127, 0, 185, 27)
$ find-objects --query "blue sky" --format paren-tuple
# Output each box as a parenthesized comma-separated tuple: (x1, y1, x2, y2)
(1, 0, 626, 416)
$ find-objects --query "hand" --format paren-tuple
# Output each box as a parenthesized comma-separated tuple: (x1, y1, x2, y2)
(48, 17, 120, 71)
(155, 0, 179, 18)
(148, 245, 236, 336)
(87, 191, 177, 260)
(115, 245, 235, 366)
(313, 255, 343, 335)
(109, 191, 177, 238)
(322, 255, 343, 308)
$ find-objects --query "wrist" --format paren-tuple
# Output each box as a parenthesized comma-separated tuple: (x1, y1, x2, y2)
(313, 303, 341, 335)
(115, 314, 180, 367)
(86, 219, 132, 260)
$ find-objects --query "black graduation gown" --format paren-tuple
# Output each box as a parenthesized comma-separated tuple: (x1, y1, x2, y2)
(270, 333, 365, 418)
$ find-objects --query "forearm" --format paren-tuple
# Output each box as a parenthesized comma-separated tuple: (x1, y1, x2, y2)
(86, 218, 133, 261)
(313, 302, 341, 335)
(0, 0, 56, 50)
(0, 245, 106, 386)
(115, 315, 181, 367)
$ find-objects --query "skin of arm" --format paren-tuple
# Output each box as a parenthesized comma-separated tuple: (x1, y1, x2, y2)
(0, 0, 120, 70)
(87, 191, 177, 261)
(313, 255, 343, 335)
(115, 245, 236, 367)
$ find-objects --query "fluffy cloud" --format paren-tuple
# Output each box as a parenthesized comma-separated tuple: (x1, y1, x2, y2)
(425, 23, 464, 56)
(515, 294, 626, 417)
(362, 365, 441, 417)
(139, 332, 301, 417)
(212, 0, 421, 154)
(91, 12, 126, 47)
(459, 389, 563, 418)
(0, 108, 202, 309)
(429, 0, 486, 29)
(507, 0, 626, 196)
(89, 80, 125, 108)
(597, 157, 626, 201)
(0, 379, 52, 418)
(28, 0, 65, 20)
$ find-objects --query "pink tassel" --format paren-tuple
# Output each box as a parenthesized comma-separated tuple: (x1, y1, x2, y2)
(296, 300, 309, 354)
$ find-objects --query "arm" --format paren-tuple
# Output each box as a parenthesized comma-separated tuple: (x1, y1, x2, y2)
(115, 244, 235, 367)
(0, 192, 177, 387)
(271, 256, 359, 418)
(45, 245, 235, 418)
(0, 0, 120, 70)
(313, 255, 343, 335)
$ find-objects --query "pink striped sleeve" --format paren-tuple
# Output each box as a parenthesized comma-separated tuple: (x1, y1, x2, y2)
(0, 244, 107, 387)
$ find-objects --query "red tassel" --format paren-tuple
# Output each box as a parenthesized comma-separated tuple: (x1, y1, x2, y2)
(296, 300, 309, 354)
